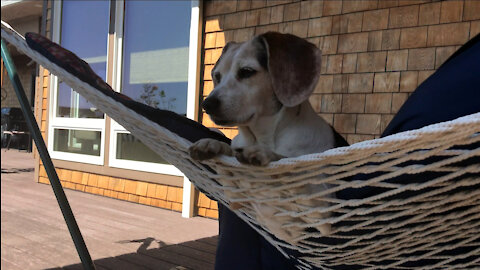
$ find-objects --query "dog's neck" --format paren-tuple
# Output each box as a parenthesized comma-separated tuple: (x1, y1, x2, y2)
(239, 106, 287, 149)
(232, 101, 332, 156)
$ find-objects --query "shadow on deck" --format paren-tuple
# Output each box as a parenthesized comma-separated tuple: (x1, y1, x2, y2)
(46, 236, 218, 270)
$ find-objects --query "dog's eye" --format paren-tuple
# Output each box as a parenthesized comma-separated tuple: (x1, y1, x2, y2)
(237, 67, 257, 80)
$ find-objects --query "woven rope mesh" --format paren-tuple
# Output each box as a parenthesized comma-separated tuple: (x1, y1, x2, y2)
(3, 21, 479, 269)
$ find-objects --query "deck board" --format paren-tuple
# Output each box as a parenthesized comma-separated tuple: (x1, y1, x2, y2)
(1, 150, 219, 270)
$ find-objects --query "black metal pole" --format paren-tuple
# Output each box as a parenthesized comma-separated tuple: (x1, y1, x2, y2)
(1, 39, 96, 270)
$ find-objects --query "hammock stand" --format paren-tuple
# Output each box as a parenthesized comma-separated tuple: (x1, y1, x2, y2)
(2, 21, 479, 270)
(1, 34, 95, 269)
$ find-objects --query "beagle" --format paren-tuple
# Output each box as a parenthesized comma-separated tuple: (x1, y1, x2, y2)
(189, 32, 348, 243)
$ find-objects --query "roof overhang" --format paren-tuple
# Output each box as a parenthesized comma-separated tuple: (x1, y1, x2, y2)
(1, 0, 43, 22)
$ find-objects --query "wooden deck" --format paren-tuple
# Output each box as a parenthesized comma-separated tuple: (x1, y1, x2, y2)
(1, 150, 219, 270)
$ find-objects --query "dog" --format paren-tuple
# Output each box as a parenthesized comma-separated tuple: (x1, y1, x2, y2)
(189, 32, 348, 243)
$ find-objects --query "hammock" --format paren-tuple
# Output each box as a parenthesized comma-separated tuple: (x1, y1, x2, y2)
(2, 21, 479, 269)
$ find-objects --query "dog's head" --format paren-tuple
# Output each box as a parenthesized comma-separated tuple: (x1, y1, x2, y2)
(203, 32, 322, 127)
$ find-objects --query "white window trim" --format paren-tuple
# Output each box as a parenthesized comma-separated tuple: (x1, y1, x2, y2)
(182, 0, 201, 218)
(108, 0, 200, 177)
(48, 0, 108, 165)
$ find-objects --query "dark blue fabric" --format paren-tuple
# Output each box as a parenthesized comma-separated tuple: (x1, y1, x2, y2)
(216, 204, 300, 270)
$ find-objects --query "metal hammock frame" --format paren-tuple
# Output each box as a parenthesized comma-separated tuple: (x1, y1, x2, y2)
(2, 21, 479, 270)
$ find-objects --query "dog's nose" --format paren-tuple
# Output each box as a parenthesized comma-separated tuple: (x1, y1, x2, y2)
(202, 96, 220, 114)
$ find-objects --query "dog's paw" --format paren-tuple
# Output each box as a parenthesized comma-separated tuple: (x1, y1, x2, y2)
(234, 145, 283, 166)
(189, 139, 232, 160)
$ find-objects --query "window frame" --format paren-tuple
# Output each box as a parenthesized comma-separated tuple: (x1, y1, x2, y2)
(48, 0, 201, 175)
(107, 0, 200, 176)
(48, 0, 109, 165)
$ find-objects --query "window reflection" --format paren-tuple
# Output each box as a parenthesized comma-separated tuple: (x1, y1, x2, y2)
(116, 1, 192, 164)
(116, 133, 167, 164)
(54, 129, 101, 156)
(121, 0, 191, 116)
(56, 0, 109, 119)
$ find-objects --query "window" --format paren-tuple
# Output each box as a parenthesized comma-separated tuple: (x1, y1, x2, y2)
(49, 0, 200, 175)
(120, 1, 191, 116)
(55, 1, 108, 119)
(108, 0, 198, 175)
(53, 129, 101, 156)
(49, 0, 110, 164)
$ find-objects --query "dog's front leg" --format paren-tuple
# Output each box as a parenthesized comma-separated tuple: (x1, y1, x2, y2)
(189, 138, 233, 160)
(234, 145, 284, 166)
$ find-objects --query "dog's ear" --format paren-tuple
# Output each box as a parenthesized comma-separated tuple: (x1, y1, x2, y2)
(257, 32, 322, 107)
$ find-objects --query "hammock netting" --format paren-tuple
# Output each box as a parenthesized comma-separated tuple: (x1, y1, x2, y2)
(2, 21, 479, 269)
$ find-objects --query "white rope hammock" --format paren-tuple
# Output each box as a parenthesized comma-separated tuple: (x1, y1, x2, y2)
(2, 21, 479, 269)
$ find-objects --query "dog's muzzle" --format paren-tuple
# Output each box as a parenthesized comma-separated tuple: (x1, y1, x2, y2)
(202, 96, 220, 115)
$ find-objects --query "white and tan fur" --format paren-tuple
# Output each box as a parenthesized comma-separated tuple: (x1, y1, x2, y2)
(189, 32, 345, 243)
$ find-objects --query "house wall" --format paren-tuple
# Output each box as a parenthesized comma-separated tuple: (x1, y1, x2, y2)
(202, 0, 479, 142)
(37, 167, 185, 212)
(199, 0, 480, 210)
(33, 0, 480, 220)
(2, 55, 35, 108)
(2, 17, 40, 108)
